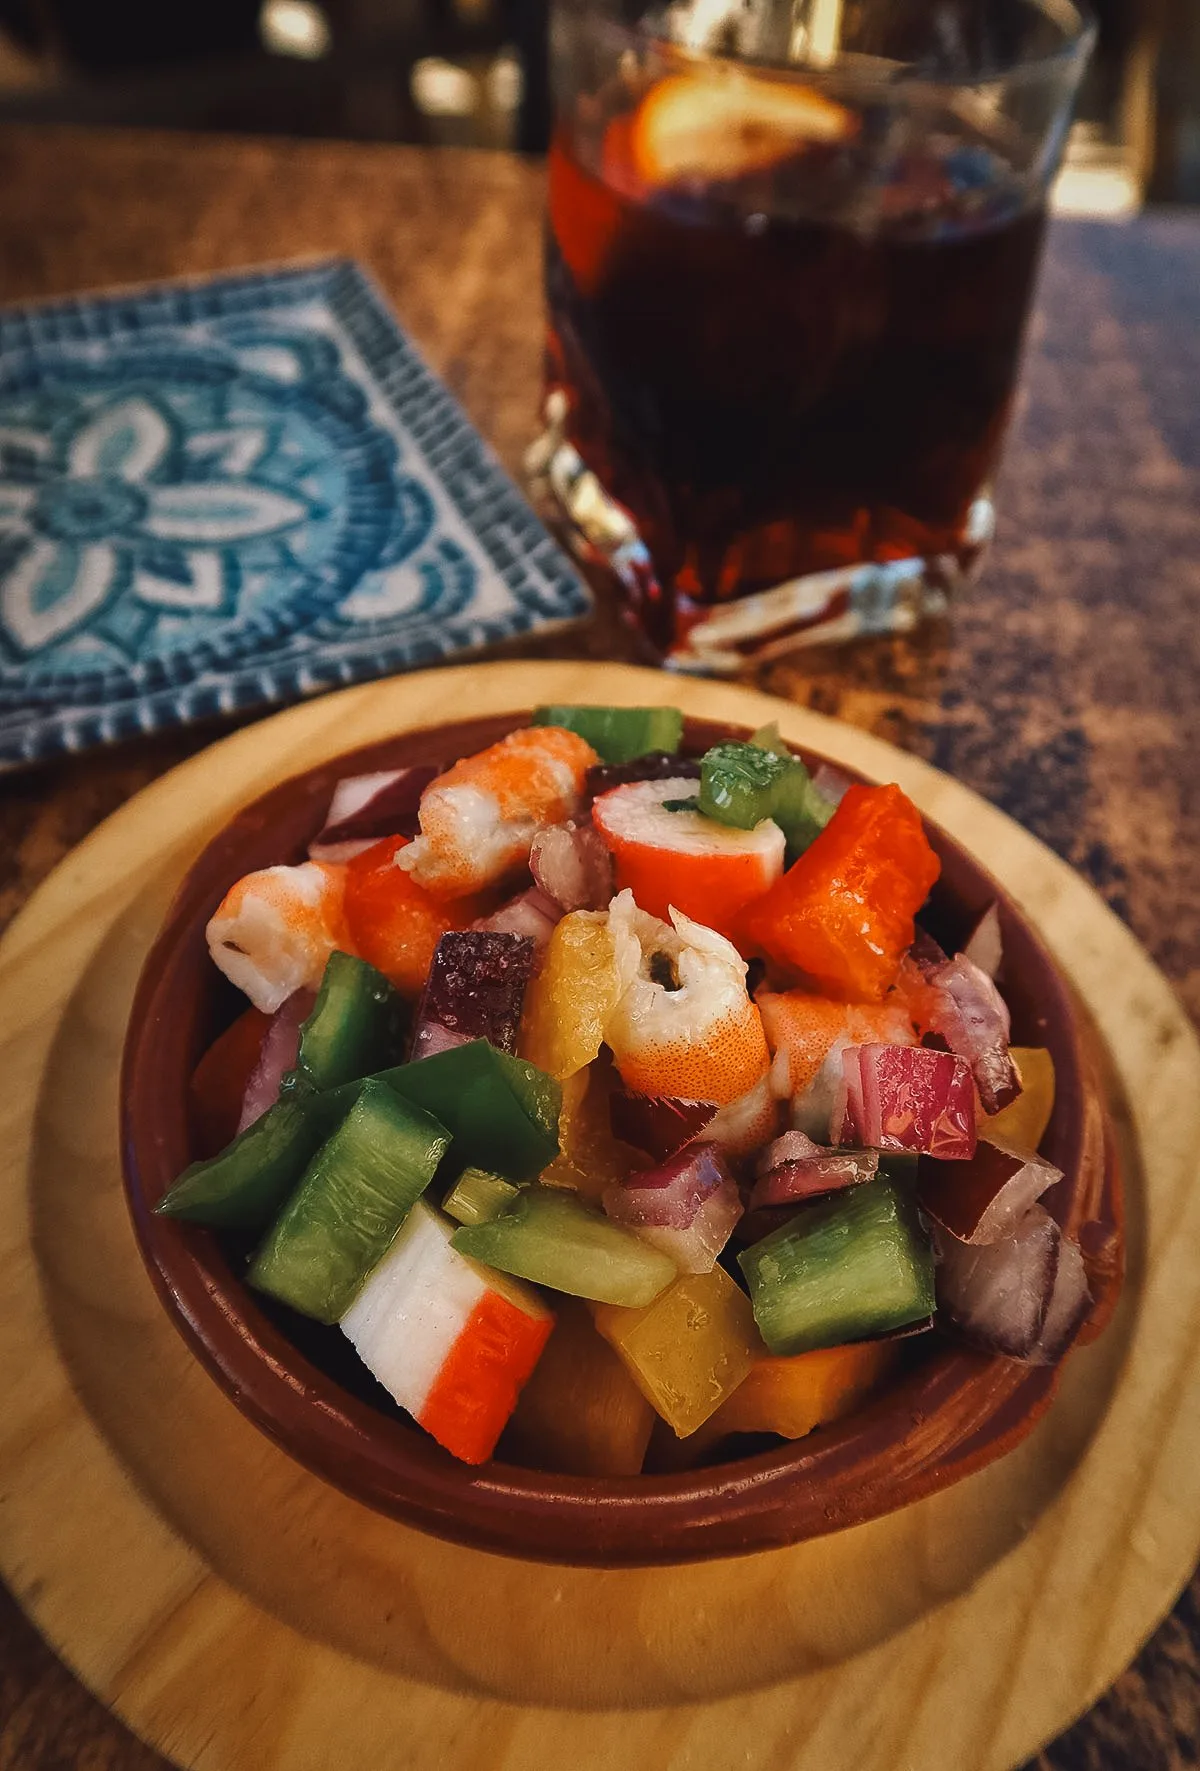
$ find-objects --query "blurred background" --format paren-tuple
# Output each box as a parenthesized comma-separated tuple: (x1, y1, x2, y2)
(0, 0, 1196, 211)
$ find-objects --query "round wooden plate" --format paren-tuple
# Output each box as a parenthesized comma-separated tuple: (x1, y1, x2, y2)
(1, 660, 1198, 1771)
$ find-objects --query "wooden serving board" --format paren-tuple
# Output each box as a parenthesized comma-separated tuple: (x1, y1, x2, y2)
(1, 660, 1198, 1771)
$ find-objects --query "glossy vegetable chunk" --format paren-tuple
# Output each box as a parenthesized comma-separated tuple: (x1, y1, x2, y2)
(839, 1044, 977, 1159)
(344, 835, 482, 997)
(738, 1176, 935, 1354)
(602, 1142, 742, 1274)
(342, 1200, 552, 1464)
(410, 930, 536, 1060)
(190, 1004, 272, 1154)
(698, 741, 835, 859)
(376, 1040, 561, 1179)
(248, 1080, 450, 1323)
(741, 783, 940, 1000)
(593, 1264, 761, 1436)
(985, 1046, 1056, 1151)
(518, 910, 622, 1079)
(452, 1186, 677, 1307)
(502, 1297, 655, 1475)
(703, 1338, 899, 1439)
(156, 1095, 331, 1229)
(537, 1065, 643, 1201)
(531, 703, 684, 763)
(441, 1167, 522, 1226)
(293, 951, 407, 1090)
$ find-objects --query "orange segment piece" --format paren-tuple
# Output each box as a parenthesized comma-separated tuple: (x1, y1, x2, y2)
(343, 835, 484, 998)
(538, 1065, 644, 1202)
(984, 1046, 1056, 1151)
(632, 69, 854, 186)
(518, 910, 623, 1080)
(704, 1339, 898, 1439)
(501, 1297, 655, 1475)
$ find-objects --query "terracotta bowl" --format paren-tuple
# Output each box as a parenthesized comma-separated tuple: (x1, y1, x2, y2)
(120, 713, 1122, 1567)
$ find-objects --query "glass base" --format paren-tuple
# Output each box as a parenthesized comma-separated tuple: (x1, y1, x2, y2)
(528, 393, 990, 674)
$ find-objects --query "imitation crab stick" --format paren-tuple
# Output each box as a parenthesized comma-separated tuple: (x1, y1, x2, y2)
(591, 776, 785, 942)
(397, 725, 599, 896)
(605, 890, 770, 1105)
(206, 862, 351, 1013)
(341, 1200, 553, 1465)
(741, 783, 940, 1000)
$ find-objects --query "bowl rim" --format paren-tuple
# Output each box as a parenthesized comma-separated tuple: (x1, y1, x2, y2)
(119, 709, 1120, 1566)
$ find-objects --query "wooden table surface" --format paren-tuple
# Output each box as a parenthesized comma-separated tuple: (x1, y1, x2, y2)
(0, 123, 1198, 1771)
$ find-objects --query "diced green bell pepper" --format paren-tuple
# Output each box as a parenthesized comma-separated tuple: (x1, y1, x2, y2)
(441, 1167, 522, 1226)
(248, 1079, 450, 1324)
(452, 1187, 677, 1307)
(291, 950, 407, 1091)
(155, 1095, 333, 1229)
(699, 741, 836, 859)
(737, 1176, 935, 1355)
(530, 704, 684, 764)
(373, 1040, 561, 1180)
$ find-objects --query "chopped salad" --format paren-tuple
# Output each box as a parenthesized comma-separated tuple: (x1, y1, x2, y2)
(162, 707, 1090, 1472)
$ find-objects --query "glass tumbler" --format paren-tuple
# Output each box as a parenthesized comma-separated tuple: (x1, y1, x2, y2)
(535, 0, 1094, 669)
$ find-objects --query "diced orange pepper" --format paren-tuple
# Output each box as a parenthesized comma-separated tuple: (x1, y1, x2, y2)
(343, 835, 485, 998)
(190, 1005, 271, 1155)
(740, 783, 940, 1001)
(704, 1339, 898, 1439)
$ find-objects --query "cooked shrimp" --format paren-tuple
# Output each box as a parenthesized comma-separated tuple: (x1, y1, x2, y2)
(397, 726, 599, 897)
(206, 862, 350, 1013)
(605, 890, 770, 1105)
(758, 991, 916, 1097)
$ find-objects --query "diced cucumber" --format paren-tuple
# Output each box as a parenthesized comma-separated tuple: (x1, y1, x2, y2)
(737, 1177, 935, 1354)
(531, 705, 684, 765)
(699, 741, 835, 859)
(248, 1079, 450, 1324)
(292, 950, 407, 1091)
(374, 1040, 560, 1179)
(156, 1095, 332, 1229)
(748, 721, 792, 757)
(442, 1168, 522, 1227)
(451, 1187, 677, 1307)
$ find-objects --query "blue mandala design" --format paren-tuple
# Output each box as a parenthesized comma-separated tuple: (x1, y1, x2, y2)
(0, 261, 591, 760)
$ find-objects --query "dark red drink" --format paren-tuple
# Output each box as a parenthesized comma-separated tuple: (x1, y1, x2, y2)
(545, 80, 1047, 654)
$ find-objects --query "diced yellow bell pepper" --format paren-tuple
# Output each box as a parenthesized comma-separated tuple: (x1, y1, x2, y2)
(518, 911, 622, 1080)
(593, 1265, 761, 1437)
(538, 1063, 642, 1203)
(985, 1046, 1056, 1152)
(500, 1298, 655, 1476)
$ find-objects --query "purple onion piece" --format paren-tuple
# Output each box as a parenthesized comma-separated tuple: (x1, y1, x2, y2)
(475, 887, 561, 953)
(918, 1139, 1062, 1245)
(924, 952, 1020, 1114)
(238, 988, 315, 1132)
(530, 822, 615, 912)
(410, 930, 536, 1059)
(603, 1142, 742, 1272)
(840, 1044, 977, 1159)
(756, 1129, 824, 1176)
(963, 902, 1004, 981)
(934, 1205, 1063, 1360)
(749, 1149, 878, 1209)
(583, 753, 700, 806)
(608, 1093, 717, 1162)
(810, 762, 852, 807)
(309, 764, 439, 857)
(1028, 1232, 1091, 1363)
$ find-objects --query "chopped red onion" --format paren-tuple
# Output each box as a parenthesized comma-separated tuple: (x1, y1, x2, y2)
(608, 1093, 717, 1161)
(934, 1204, 1083, 1362)
(410, 930, 535, 1059)
(924, 953, 1020, 1114)
(309, 765, 438, 859)
(918, 1139, 1062, 1244)
(750, 1146, 878, 1208)
(963, 902, 1003, 981)
(475, 887, 561, 951)
(529, 821, 615, 912)
(237, 988, 315, 1132)
(838, 1044, 977, 1159)
(810, 762, 852, 807)
(1029, 1232, 1091, 1363)
(602, 1142, 742, 1272)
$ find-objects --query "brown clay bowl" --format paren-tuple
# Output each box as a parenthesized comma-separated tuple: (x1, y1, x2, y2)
(120, 712, 1122, 1567)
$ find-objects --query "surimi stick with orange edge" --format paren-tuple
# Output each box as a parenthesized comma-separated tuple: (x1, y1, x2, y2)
(605, 889, 770, 1106)
(397, 725, 599, 897)
(340, 1201, 553, 1466)
(591, 775, 785, 942)
(206, 862, 350, 1013)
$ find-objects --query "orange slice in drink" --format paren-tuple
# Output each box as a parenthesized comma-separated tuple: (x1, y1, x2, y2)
(632, 69, 854, 186)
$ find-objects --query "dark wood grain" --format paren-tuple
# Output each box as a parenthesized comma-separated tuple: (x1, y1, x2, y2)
(0, 123, 1197, 1769)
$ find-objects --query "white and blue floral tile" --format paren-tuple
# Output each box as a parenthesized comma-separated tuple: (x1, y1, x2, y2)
(0, 260, 592, 767)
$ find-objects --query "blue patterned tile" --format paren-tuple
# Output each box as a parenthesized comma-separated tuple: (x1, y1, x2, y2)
(0, 260, 592, 766)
